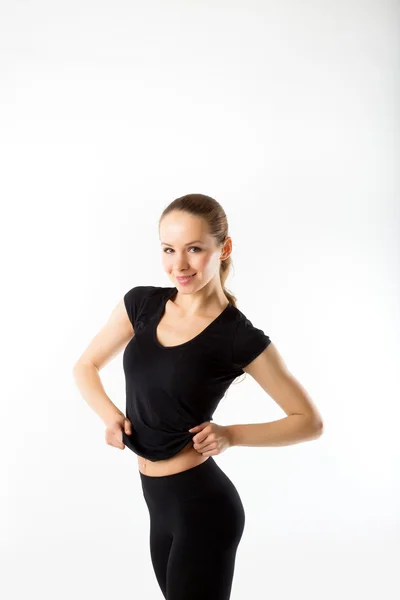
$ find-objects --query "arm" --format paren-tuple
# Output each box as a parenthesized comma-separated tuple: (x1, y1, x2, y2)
(73, 298, 134, 426)
(227, 343, 323, 448)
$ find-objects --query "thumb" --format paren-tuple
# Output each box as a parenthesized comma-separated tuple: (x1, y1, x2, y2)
(124, 419, 132, 435)
(188, 424, 204, 432)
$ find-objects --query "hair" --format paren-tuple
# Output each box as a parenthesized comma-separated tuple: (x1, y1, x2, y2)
(158, 193, 238, 308)
(159, 193, 245, 387)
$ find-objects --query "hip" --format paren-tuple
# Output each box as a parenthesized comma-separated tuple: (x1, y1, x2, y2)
(136, 439, 209, 477)
(140, 456, 246, 539)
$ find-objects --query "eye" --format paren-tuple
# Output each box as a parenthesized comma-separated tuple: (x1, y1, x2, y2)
(163, 247, 202, 254)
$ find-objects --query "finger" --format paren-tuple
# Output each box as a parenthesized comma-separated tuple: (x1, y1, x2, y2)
(110, 431, 124, 450)
(195, 442, 217, 454)
(190, 421, 210, 434)
(193, 430, 211, 444)
(193, 435, 208, 449)
(200, 447, 218, 457)
(106, 437, 125, 450)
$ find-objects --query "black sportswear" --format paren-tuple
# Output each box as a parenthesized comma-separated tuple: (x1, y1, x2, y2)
(122, 285, 271, 461)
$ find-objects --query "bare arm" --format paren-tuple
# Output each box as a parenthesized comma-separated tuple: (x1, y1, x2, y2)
(72, 298, 134, 426)
(227, 343, 324, 447)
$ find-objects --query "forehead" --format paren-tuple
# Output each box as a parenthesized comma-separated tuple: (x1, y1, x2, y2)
(159, 212, 211, 243)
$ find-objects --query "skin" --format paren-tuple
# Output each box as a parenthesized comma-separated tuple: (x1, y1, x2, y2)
(134, 210, 235, 472)
(159, 210, 233, 318)
(74, 210, 323, 475)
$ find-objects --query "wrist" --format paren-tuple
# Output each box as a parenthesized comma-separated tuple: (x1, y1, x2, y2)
(226, 425, 237, 447)
(102, 409, 125, 427)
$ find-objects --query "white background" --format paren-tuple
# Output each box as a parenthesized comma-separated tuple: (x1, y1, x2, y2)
(1, 1, 399, 599)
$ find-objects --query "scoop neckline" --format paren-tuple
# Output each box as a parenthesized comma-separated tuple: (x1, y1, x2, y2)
(153, 287, 232, 349)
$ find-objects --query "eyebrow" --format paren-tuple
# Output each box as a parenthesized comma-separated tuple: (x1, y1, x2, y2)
(161, 240, 204, 247)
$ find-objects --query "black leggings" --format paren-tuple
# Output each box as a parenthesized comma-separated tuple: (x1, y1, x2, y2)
(139, 456, 246, 600)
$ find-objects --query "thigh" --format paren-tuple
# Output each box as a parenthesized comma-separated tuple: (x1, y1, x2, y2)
(148, 512, 173, 598)
(167, 533, 240, 600)
(166, 490, 245, 600)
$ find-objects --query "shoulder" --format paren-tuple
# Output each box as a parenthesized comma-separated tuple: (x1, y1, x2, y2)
(231, 306, 272, 370)
(123, 285, 170, 327)
(124, 285, 155, 311)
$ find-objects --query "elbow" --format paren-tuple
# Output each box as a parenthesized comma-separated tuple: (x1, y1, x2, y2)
(73, 359, 97, 374)
(302, 414, 324, 437)
(72, 360, 88, 375)
(313, 418, 324, 437)
(293, 413, 324, 439)
(72, 363, 80, 381)
(72, 361, 81, 374)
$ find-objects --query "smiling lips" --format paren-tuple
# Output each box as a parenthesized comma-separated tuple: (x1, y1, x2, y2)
(176, 274, 196, 283)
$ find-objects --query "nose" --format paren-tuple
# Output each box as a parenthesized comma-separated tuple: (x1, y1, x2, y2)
(174, 255, 190, 270)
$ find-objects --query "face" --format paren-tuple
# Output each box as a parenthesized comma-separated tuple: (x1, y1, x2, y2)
(159, 211, 231, 291)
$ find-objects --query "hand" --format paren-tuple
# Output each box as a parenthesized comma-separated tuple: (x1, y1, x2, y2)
(105, 414, 132, 450)
(188, 421, 233, 457)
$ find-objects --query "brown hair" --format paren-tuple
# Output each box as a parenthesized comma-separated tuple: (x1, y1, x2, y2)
(159, 193, 238, 308)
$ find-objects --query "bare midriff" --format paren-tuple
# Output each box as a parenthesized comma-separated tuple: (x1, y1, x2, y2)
(135, 290, 228, 477)
(137, 439, 209, 477)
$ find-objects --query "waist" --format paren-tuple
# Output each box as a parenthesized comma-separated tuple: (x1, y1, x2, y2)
(137, 439, 209, 477)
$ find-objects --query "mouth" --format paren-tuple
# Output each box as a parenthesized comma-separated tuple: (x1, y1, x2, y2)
(176, 274, 196, 281)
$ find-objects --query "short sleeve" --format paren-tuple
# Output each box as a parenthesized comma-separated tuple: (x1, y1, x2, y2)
(123, 286, 149, 329)
(232, 315, 271, 370)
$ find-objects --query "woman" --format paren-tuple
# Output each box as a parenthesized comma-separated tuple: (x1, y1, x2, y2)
(73, 193, 324, 600)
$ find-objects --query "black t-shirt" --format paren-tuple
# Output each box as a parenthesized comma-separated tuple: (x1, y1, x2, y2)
(122, 285, 271, 461)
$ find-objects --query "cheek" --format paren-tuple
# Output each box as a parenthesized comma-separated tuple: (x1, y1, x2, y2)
(195, 255, 211, 270)
(202, 253, 219, 268)
(161, 253, 210, 270)
(161, 255, 172, 270)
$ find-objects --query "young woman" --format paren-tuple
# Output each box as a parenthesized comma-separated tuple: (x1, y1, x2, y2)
(73, 193, 323, 600)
